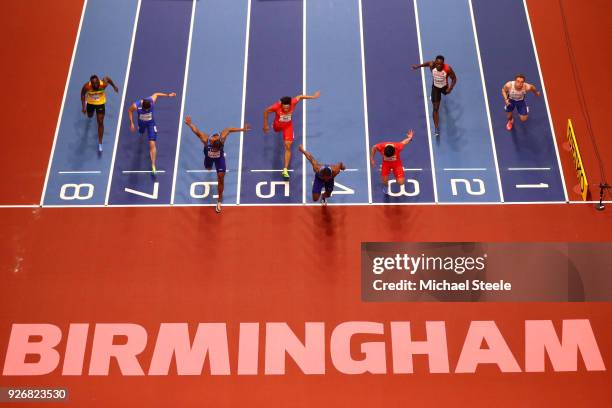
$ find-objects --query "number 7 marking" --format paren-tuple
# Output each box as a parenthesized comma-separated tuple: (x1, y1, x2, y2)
(124, 182, 159, 199)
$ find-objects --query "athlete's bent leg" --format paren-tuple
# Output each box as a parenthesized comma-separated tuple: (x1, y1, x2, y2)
(149, 140, 157, 170)
(217, 171, 225, 201)
(96, 111, 105, 144)
(284, 140, 293, 169)
(432, 101, 441, 131)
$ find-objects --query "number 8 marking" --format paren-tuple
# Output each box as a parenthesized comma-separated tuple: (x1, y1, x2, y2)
(60, 183, 94, 200)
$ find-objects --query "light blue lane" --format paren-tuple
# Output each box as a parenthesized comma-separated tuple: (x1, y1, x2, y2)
(173, 0, 248, 205)
(43, 0, 139, 205)
(416, 0, 501, 202)
(305, 0, 369, 203)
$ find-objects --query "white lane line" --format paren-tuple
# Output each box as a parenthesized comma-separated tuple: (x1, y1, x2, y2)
(58, 171, 102, 174)
(507, 167, 551, 171)
(443, 168, 487, 171)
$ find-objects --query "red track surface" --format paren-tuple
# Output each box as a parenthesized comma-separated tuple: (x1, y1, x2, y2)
(1, 0, 611, 406)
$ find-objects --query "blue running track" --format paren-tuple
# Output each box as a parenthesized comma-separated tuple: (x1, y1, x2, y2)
(42, 0, 568, 207)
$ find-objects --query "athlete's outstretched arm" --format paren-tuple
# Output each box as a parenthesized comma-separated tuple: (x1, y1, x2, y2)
(501, 82, 512, 106)
(298, 145, 321, 172)
(127, 103, 137, 132)
(80, 83, 88, 113)
(528, 83, 541, 97)
(331, 162, 346, 177)
(296, 90, 321, 102)
(400, 130, 414, 145)
(263, 105, 275, 134)
(151, 92, 177, 103)
(103, 76, 119, 93)
(184, 116, 209, 144)
(220, 123, 251, 142)
(370, 145, 378, 167)
(411, 61, 432, 70)
(447, 67, 457, 92)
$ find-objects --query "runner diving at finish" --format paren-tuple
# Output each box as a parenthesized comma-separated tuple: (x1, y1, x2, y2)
(370, 130, 414, 195)
(80, 74, 119, 152)
(411, 55, 457, 137)
(298, 145, 345, 205)
(127, 92, 177, 175)
(263, 91, 321, 179)
(184, 116, 251, 213)
(502, 74, 541, 130)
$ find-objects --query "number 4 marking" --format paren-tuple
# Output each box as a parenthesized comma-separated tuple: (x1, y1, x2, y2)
(125, 182, 159, 199)
(331, 182, 355, 195)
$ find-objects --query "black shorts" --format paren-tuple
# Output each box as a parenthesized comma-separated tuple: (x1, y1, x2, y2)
(431, 85, 449, 103)
(86, 103, 106, 116)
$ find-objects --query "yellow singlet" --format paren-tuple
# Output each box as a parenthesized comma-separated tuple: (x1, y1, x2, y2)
(86, 81, 107, 105)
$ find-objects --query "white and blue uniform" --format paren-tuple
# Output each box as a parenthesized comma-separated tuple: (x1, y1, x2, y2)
(136, 97, 157, 140)
(504, 81, 530, 116)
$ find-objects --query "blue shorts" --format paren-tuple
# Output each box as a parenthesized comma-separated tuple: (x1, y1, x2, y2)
(138, 121, 158, 141)
(312, 176, 334, 196)
(504, 99, 529, 116)
(205, 155, 226, 173)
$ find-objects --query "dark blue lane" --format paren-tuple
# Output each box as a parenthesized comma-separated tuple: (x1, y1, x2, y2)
(472, 0, 566, 202)
(108, 0, 193, 205)
(239, 0, 303, 204)
(362, 0, 435, 203)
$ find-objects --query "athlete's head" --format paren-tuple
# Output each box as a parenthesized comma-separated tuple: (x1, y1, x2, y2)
(434, 55, 445, 70)
(90, 75, 100, 89)
(142, 99, 151, 111)
(384, 144, 396, 158)
(210, 134, 222, 149)
(280, 96, 292, 113)
(514, 74, 526, 89)
(319, 167, 332, 180)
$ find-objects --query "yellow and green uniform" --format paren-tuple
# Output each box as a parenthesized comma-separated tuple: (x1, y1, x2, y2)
(85, 81, 108, 105)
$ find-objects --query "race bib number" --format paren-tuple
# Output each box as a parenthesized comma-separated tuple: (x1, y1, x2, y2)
(139, 112, 153, 121)
(207, 150, 221, 159)
(279, 113, 292, 122)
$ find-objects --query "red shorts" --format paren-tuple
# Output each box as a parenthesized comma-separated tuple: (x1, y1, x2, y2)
(274, 123, 294, 141)
(381, 161, 404, 179)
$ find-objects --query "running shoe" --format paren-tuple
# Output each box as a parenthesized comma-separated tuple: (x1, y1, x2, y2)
(98, 143, 103, 153)
(434, 128, 440, 137)
(506, 120, 513, 131)
(281, 168, 290, 179)
(215, 201, 222, 213)
(321, 196, 327, 206)
(152, 164, 157, 175)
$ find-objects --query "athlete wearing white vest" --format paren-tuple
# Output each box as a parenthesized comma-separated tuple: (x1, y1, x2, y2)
(502, 74, 541, 131)
(412, 55, 457, 137)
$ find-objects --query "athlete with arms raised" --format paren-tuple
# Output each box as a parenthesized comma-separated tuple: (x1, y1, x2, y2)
(184, 116, 251, 213)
